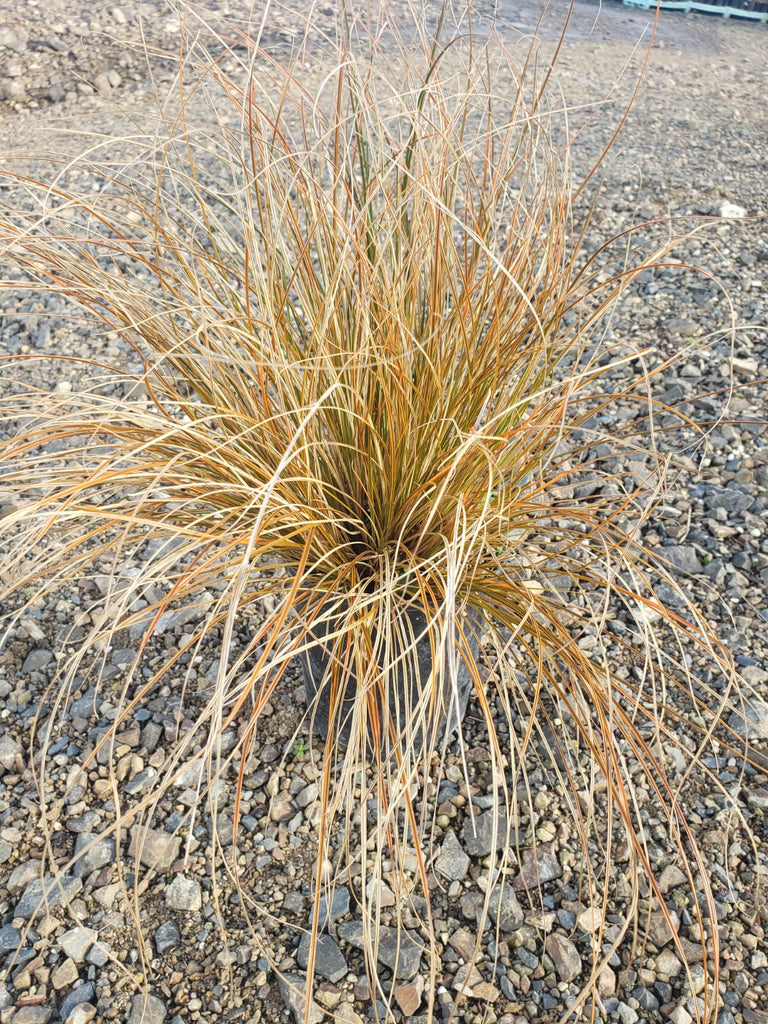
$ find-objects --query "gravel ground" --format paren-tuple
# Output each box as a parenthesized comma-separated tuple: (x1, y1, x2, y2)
(0, 2, 767, 1024)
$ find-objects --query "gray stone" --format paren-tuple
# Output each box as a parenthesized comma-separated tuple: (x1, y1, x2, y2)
(155, 920, 181, 954)
(297, 931, 348, 983)
(0, 923, 22, 954)
(129, 994, 167, 1024)
(0, 839, 12, 864)
(633, 988, 660, 1013)
(462, 809, 510, 857)
(657, 865, 688, 894)
(277, 972, 324, 1024)
(0, 734, 20, 771)
(173, 757, 206, 789)
(487, 882, 524, 932)
(704, 486, 753, 515)
(655, 582, 688, 610)
(269, 791, 295, 822)
(141, 537, 186, 563)
(58, 926, 97, 962)
(647, 908, 680, 947)
(669, 1009, 693, 1024)
(0, 79, 27, 104)
(73, 832, 116, 877)
(283, 891, 306, 916)
(653, 545, 703, 576)
(52, 956, 80, 990)
(338, 921, 422, 979)
(718, 202, 747, 219)
(21, 648, 53, 673)
(577, 907, 603, 934)
(128, 595, 213, 641)
(616, 1002, 640, 1024)
(86, 942, 110, 967)
(9, 1008, 52, 1024)
(517, 947, 539, 970)
(744, 787, 768, 810)
(435, 829, 470, 881)
(365, 877, 396, 908)
(111, 648, 136, 669)
(656, 950, 683, 978)
(15, 875, 83, 918)
(66, 1005, 97, 1024)
(93, 70, 121, 93)
(545, 933, 582, 983)
(156, 594, 212, 634)
(165, 875, 202, 912)
(7, 859, 41, 892)
(315, 885, 350, 927)
(295, 781, 319, 808)
(448, 926, 478, 962)
(70, 690, 98, 721)
(0, 28, 23, 49)
(128, 827, 180, 871)
(92, 882, 120, 911)
(123, 767, 159, 797)
(452, 962, 483, 992)
(514, 843, 562, 889)
(728, 698, 768, 742)
(500, 975, 516, 999)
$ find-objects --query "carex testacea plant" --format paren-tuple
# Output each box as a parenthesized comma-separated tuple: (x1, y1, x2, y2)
(0, 2, 756, 1021)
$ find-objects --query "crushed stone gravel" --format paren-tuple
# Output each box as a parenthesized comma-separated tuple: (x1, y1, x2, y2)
(1, 1, 767, 1023)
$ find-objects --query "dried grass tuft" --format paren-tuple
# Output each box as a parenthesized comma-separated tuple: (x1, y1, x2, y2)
(0, 3, 757, 1021)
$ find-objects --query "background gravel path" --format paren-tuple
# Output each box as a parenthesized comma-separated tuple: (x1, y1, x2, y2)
(0, 2, 766, 1024)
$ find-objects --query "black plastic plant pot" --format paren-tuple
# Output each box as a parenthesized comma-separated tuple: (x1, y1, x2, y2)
(300, 603, 482, 751)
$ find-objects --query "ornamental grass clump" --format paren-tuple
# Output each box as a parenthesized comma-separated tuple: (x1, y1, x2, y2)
(0, 4, 751, 1021)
